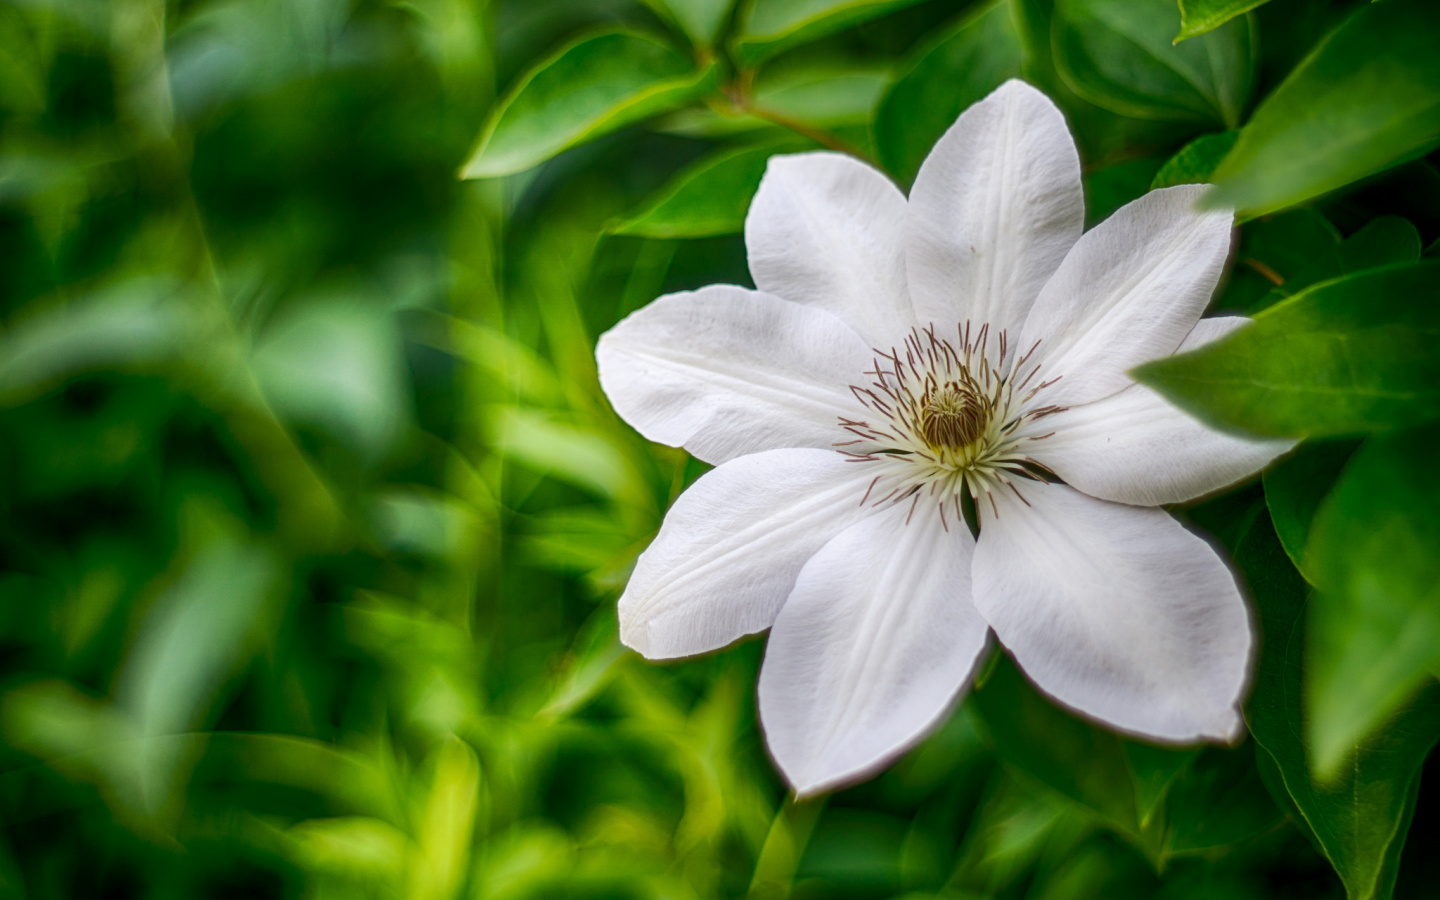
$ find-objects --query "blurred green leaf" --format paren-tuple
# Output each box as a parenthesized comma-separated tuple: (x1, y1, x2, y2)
(608, 136, 815, 238)
(0, 281, 200, 405)
(1134, 262, 1440, 438)
(874, 0, 1025, 186)
(1207, 0, 1440, 217)
(1150, 130, 1237, 188)
(1237, 510, 1440, 900)
(731, 0, 930, 65)
(461, 29, 716, 178)
(1306, 422, 1440, 781)
(1175, 0, 1270, 41)
(1261, 438, 1361, 584)
(251, 298, 413, 462)
(642, 0, 735, 47)
(490, 406, 647, 503)
(1052, 0, 1254, 127)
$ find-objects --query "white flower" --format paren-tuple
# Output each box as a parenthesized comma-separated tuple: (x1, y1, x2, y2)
(596, 80, 1292, 796)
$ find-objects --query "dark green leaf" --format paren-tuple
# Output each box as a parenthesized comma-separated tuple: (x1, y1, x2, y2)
(1165, 746, 1283, 853)
(461, 30, 716, 178)
(1134, 262, 1440, 438)
(874, 0, 1025, 186)
(1207, 0, 1440, 217)
(1085, 156, 1166, 227)
(1052, 0, 1255, 127)
(1261, 438, 1361, 584)
(972, 655, 1163, 857)
(1175, 0, 1270, 41)
(731, 0, 930, 65)
(1121, 740, 1197, 827)
(1236, 510, 1440, 900)
(1150, 130, 1238, 188)
(1224, 209, 1342, 313)
(1306, 422, 1440, 779)
(1337, 216, 1423, 274)
(607, 137, 815, 238)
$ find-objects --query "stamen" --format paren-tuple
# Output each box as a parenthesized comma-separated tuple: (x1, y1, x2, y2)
(837, 321, 1063, 525)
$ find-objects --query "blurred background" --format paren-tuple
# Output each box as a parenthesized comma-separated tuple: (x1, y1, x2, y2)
(0, 0, 1437, 897)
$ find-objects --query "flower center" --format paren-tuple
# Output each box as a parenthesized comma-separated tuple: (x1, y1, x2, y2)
(919, 383, 988, 451)
(835, 323, 1064, 526)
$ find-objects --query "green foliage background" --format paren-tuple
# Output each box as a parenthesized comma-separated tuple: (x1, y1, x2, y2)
(0, 0, 1437, 897)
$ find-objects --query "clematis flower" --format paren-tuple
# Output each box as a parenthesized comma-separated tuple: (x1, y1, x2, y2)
(596, 80, 1293, 796)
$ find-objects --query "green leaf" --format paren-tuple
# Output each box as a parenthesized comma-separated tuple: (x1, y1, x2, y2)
(1121, 740, 1197, 828)
(251, 299, 413, 462)
(607, 136, 815, 238)
(642, 0, 734, 47)
(461, 29, 717, 179)
(1224, 209, 1342, 313)
(1134, 262, 1440, 438)
(1236, 510, 1440, 900)
(1149, 130, 1237, 189)
(1337, 216, 1423, 274)
(1206, 0, 1440, 218)
(732, 0, 930, 65)
(1175, 0, 1270, 41)
(1261, 438, 1361, 584)
(1164, 746, 1283, 853)
(972, 655, 1163, 859)
(874, 0, 1025, 186)
(1052, 0, 1255, 127)
(1306, 422, 1440, 781)
(655, 64, 888, 137)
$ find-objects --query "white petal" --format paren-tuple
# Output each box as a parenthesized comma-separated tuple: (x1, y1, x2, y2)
(758, 499, 988, 796)
(972, 480, 1251, 742)
(746, 152, 914, 346)
(1030, 317, 1295, 506)
(1019, 185, 1234, 409)
(905, 79, 1083, 350)
(596, 286, 872, 465)
(619, 448, 880, 659)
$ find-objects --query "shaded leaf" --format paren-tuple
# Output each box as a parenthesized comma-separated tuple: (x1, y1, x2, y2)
(607, 136, 815, 238)
(1135, 263, 1440, 438)
(874, 0, 1025, 186)
(1306, 422, 1440, 780)
(1052, 0, 1254, 127)
(461, 29, 716, 178)
(972, 655, 1162, 858)
(732, 0, 930, 65)
(1236, 510, 1440, 900)
(1207, 0, 1440, 217)
(1337, 216, 1423, 274)
(1165, 746, 1283, 853)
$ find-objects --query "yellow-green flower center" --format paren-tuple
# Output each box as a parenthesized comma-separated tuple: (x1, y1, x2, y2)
(919, 383, 989, 452)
